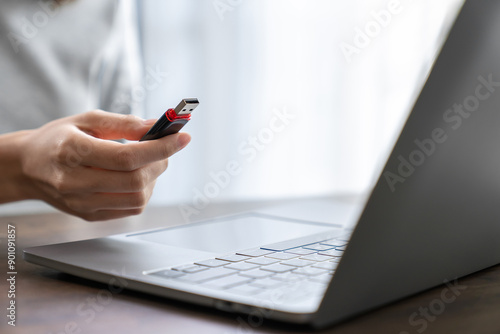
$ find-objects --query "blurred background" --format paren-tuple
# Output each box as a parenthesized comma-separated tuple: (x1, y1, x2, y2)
(140, 0, 463, 208)
(0, 0, 464, 216)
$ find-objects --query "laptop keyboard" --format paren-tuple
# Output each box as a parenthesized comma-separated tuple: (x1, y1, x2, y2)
(147, 236, 347, 298)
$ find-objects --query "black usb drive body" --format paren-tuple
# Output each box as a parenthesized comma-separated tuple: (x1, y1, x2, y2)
(140, 98, 199, 141)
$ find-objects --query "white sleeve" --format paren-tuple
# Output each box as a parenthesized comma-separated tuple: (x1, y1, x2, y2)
(0, 0, 143, 134)
(96, 0, 144, 118)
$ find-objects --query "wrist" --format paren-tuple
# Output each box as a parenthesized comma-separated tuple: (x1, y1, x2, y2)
(0, 130, 37, 203)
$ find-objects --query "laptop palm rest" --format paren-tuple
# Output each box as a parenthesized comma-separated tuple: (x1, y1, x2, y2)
(129, 214, 337, 254)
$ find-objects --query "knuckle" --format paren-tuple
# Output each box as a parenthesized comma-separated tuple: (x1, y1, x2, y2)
(128, 169, 147, 191)
(148, 159, 168, 180)
(114, 147, 138, 170)
(54, 134, 89, 169)
(64, 197, 89, 214)
(160, 142, 175, 158)
(123, 113, 142, 125)
(81, 110, 106, 129)
(129, 191, 148, 208)
(62, 193, 97, 216)
(105, 113, 141, 133)
(54, 136, 73, 163)
(52, 174, 73, 194)
(86, 109, 106, 120)
(162, 158, 169, 171)
(84, 110, 113, 137)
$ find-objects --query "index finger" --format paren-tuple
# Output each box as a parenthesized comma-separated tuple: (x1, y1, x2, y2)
(79, 132, 191, 171)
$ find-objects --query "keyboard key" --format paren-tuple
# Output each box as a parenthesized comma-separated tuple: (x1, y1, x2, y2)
(320, 239, 347, 247)
(287, 281, 328, 296)
(281, 259, 314, 267)
(216, 254, 250, 262)
(293, 267, 329, 276)
(261, 236, 332, 251)
(236, 249, 275, 257)
(300, 254, 330, 262)
(265, 252, 298, 260)
(250, 278, 283, 289)
(194, 259, 231, 267)
(303, 243, 335, 251)
(225, 262, 260, 271)
(150, 269, 185, 279)
(260, 263, 295, 273)
(285, 248, 316, 255)
(311, 273, 333, 284)
(172, 264, 200, 271)
(171, 264, 209, 273)
(203, 274, 253, 290)
(317, 249, 344, 257)
(175, 267, 236, 283)
(271, 272, 306, 282)
(312, 262, 337, 270)
(246, 257, 279, 266)
(240, 269, 274, 279)
(183, 266, 210, 273)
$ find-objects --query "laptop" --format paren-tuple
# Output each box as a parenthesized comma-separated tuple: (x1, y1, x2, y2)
(24, 0, 500, 329)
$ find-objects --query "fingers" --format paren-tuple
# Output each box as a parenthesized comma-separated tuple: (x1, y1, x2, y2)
(45, 182, 157, 222)
(56, 160, 169, 193)
(64, 206, 148, 222)
(26, 110, 193, 221)
(66, 190, 153, 213)
(68, 110, 191, 171)
(75, 110, 156, 141)
(75, 132, 190, 171)
(84, 209, 146, 222)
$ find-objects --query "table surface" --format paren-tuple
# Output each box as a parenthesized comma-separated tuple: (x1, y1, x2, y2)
(1, 197, 500, 334)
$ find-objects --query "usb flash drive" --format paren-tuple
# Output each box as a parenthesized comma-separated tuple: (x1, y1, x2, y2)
(140, 98, 199, 141)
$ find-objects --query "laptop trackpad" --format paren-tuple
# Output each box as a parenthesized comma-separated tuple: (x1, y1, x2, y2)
(131, 215, 336, 254)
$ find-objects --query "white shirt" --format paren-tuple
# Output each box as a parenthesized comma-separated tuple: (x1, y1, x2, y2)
(0, 0, 142, 215)
(0, 0, 142, 134)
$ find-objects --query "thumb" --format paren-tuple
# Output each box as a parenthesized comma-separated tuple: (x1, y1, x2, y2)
(76, 110, 156, 141)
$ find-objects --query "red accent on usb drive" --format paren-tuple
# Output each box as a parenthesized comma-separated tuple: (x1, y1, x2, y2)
(165, 108, 191, 121)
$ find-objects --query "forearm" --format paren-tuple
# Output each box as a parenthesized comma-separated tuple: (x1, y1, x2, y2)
(0, 130, 34, 203)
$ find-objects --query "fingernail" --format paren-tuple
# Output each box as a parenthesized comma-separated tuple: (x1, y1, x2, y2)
(177, 133, 191, 150)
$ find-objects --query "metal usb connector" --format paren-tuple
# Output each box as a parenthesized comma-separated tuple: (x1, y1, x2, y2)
(140, 97, 200, 141)
(174, 98, 200, 116)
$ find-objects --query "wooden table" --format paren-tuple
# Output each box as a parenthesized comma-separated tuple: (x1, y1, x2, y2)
(1, 197, 500, 334)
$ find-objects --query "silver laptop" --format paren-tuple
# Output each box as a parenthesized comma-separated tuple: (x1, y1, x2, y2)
(24, 0, 500, 329)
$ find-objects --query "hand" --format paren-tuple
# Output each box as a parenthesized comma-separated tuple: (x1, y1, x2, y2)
(18, 110, 191, 221)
